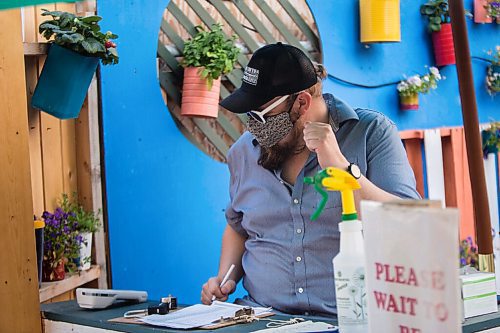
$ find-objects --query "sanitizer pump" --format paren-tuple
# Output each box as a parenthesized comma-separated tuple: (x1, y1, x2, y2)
(305, 167, 368, 333)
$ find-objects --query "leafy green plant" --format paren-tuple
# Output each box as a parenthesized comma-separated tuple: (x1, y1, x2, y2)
(482, 121, 500, 156)
(485, 1, 500, 20)
(39, 9, 119, 65)
(61, 193, 101, 234)
(420, 0, 450, 32)
(181, 23, 240, 89)
(486, 46, 500, 95)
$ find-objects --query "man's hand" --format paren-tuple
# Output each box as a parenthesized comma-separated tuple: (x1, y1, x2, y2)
(201, 276, 236, 304)
(303, 121, 349, 170)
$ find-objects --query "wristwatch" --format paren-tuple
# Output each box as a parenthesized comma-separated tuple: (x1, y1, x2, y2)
(347, 162, 361, 179)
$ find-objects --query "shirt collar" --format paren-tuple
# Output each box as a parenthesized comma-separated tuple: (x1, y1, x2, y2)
(323, 93, 359, 133)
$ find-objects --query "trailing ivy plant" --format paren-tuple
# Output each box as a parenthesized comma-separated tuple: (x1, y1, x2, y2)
(420, 0, 450, 32)
(181, 23, 240, 89)
(39, 9, 119, 65)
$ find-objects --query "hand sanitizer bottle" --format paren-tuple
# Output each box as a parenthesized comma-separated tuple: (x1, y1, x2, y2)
(305, 167, 368, 333)
(333, 219, 367, 333)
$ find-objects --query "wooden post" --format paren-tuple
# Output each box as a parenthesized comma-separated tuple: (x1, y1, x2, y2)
(449, 0, 494, 272)
(0, 9, 42, 333)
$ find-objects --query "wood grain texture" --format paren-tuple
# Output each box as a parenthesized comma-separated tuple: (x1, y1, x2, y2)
(0, 8, 42, 333)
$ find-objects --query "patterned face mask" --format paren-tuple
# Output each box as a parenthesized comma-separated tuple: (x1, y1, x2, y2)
(247, 111, 294, 148)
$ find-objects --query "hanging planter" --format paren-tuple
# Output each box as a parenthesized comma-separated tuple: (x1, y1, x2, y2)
(181, 67, 221, 118)
(32, 45, 99, 119)
(359, 0, 401, 43)
(180, 24, 240, 118)
(397, 67, 443, 111)
(474, 0, 493, 23)
(31, 9, 119, 119)
(421, 1, 456, 67)
(399, 94, 419, 110)
(431, 23, 456, 66)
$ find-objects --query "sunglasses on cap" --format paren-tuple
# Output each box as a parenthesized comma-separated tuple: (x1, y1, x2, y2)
(246, 95, 290, 124)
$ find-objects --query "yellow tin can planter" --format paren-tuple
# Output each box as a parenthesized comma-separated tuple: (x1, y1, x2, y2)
(400, 94, 419, 111)
(360, 0, 401, 43)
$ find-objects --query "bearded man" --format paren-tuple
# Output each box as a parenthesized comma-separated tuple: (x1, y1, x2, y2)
(200, 42, 420, 317)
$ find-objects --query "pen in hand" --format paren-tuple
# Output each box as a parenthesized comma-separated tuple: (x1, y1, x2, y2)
(212, 264, 236, 302)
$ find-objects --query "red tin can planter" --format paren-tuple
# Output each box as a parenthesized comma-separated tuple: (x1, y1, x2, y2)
(432, 23, 456, 66)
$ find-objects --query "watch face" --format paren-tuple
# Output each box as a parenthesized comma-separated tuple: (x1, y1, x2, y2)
(350, 163, 361, 179)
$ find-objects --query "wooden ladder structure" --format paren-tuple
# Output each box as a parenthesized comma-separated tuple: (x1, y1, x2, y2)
(157, 0, 321, 162)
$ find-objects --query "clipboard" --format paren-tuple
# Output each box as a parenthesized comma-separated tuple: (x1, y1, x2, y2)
(109, 306, 274, 329)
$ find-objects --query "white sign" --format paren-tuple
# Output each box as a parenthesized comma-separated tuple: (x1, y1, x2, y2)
(361, 200, 461, 333)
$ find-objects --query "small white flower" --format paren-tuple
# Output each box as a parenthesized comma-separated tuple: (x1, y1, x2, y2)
(430, 66, 440, 76)
(423, 75, 430, 82)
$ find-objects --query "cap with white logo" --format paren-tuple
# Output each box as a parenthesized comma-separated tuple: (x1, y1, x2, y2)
(220, 42, 318, 114)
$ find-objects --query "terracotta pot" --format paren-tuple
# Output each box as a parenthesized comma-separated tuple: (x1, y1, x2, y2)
(42, 259, 65, 282)
(359, 0, 401, 43)
(400, 94, 419, 111)
(474, 0, 493, 23)
(181, 67, 221, 118)
(431, 23, 456, 66)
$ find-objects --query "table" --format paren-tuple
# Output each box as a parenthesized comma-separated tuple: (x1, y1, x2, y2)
(41, 300, 500, 332)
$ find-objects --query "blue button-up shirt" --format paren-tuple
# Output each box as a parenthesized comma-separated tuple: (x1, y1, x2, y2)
(225, 93, 420, 317)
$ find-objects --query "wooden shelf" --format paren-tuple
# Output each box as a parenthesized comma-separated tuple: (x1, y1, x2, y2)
(39, 265, 101, 303)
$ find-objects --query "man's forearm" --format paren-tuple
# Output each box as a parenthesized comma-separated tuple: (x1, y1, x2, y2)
(219, 225, 246, 282)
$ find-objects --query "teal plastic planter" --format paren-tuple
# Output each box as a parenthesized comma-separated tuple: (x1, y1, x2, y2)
(32, 44, 99, 119)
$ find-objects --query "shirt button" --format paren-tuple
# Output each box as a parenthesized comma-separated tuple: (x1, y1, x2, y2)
(296, 256, 302, 262)
(296, 228, 302, 234)
(304, 312, 310, 316)
(279, 180, 284, 184)
(298, 288, 304, 293)
(293, 198, 300, 204)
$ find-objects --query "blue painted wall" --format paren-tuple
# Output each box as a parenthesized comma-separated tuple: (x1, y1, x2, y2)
(98, 0, 499, 304)
(310, 0, 499, 130)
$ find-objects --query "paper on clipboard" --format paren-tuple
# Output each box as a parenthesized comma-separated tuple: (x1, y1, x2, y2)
(139, 301, 273, 329)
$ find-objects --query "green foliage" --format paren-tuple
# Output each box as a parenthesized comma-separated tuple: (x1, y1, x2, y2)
(181, 24, 240, 89)
(486, 46, 500, 95)
(482, 121, 500, 156)
(39, 9, 119, 65)
(420, 0, 450, 32)
(61, 193, 101, 234)
(485, 1, 500, 20)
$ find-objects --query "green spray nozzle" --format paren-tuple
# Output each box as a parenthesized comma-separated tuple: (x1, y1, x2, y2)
(304, 167, 361, 221)
(304, 169, 330, 221)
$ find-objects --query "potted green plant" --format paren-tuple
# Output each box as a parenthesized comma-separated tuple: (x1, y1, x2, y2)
(482, 121, 500, 157)
(180, 23, 240, 118)
(40, 204, 80, 281)
(420, 0, 456, 66)
(397, 67, 443, 110)
(61, 194, 101, 271)
(31, 9, 119, 119)
(485, 0, 500, 22)
(486, 46, 500, 95)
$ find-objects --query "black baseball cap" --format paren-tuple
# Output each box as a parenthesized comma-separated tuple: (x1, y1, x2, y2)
(219, 42, 318, 114)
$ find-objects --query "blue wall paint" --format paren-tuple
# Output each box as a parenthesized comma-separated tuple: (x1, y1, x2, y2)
(98, 0, 498, 304)
(97, 1, 240, 303)
(309, 0, 498, 131)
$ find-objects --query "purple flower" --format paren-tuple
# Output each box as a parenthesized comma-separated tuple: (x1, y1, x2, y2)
(63, 226, 70, 233)
(460, 258, 466, 266)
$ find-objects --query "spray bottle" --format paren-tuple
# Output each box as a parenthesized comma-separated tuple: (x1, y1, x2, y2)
(305, 167, 367, 333)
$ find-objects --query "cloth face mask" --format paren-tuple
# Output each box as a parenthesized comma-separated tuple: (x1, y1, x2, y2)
(247, 111, 294, 148)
